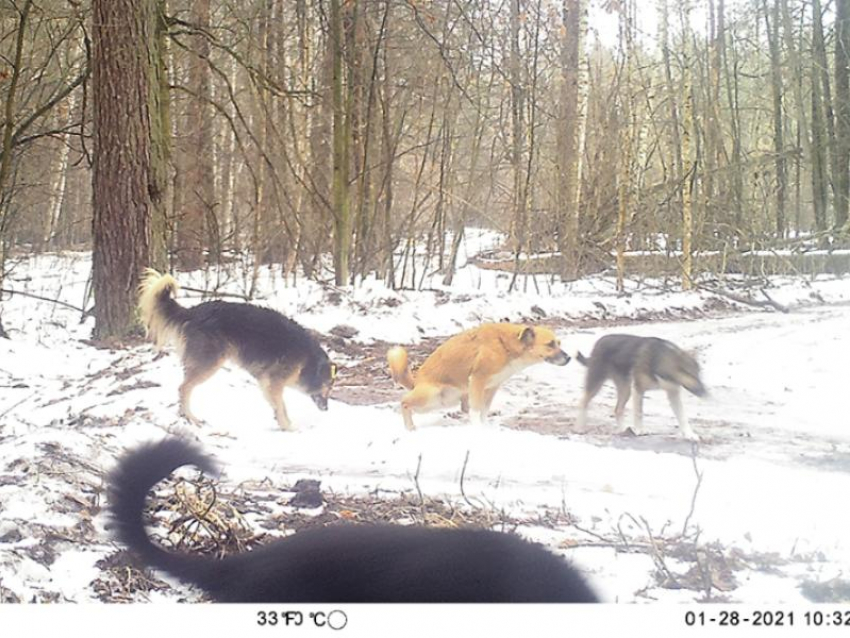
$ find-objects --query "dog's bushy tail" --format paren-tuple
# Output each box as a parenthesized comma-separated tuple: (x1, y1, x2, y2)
(138, 269, 188, 348)
(108, 438, 217, 585)
(387, 346, 415, 390)
(575, 351, 590, 366)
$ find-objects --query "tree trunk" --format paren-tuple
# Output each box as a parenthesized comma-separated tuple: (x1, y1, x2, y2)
(813, 0, 837, 213)
(720, 0, 745, 236)
(91, 0, 157, 339)
(178, 0, 213, 270)
(659, 0, 684, 252)
(764, 0, 786, 238)
(42, 91, 76, 250)
(835, 0, 850, 232)
(148, 0, 170, 272)
(508, 0, 527, 291)
(616, 1, 632, 292)
(680, 0, 694, 289)
(779, 0, 810, 236)
(557, 0, 588, 280)
(331, 0, 352, 286)
(812, 57, 829, 236)
(0, 1, 33, 291)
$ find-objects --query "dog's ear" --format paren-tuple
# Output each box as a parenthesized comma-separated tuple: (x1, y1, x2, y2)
(519, 326, 535, 346)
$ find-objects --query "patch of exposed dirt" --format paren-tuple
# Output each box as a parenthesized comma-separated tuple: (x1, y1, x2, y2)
(324, 335, 443, 406)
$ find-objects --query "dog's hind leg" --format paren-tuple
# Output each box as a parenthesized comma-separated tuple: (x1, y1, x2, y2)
(666, 387, 699, 441)
(400, 384, 460, 430)
(577, 365, 606, 429)
(401, 383, 448, 430)
(259, 376, 292, 431)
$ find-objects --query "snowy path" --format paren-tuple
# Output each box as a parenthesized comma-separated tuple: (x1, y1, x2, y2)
(1, 257, 848, 603)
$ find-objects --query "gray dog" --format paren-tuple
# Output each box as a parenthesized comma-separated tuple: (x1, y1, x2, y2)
(576, 334, 707, 440)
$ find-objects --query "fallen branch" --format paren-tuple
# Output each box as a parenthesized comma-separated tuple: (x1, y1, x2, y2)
(681, 442, 704, 536)
(1, 287, 89, 314)
(627, 513, 681, 589)
(0, 390, 37, 419)
(179, 285, 253, 301)
(458, 450, 477, 509)
(759, 287, 789, 313)
(410, 453, 427, 524)
(695, 283, 789, 313)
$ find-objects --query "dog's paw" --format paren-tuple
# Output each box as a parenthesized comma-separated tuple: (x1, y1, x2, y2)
(180, 413, 205, 427)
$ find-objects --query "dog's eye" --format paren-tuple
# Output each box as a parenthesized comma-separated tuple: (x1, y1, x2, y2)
(548, 340, 557, 348)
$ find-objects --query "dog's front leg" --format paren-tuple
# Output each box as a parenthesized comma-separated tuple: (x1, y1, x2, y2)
(613, 377, 632, 433)
(482, 388, 498, 416)
(274, 400, 293, 431)
(667, 388, 699, 441)
(631, 390, 644, 435)
(179, 384, 204, 426)
(179, 401, 203, 427)
(260, 378, 293, 431)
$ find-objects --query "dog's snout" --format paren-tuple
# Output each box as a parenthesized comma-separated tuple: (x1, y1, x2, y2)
(547, 350, 571, 366)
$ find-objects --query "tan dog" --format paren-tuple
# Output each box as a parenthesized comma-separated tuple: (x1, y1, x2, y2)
(387, 323, 570, 430)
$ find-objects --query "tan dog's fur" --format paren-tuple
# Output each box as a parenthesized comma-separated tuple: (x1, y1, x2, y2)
(387, 323, 570, 430)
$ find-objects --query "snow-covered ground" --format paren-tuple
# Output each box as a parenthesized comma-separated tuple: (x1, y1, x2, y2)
(1, 237, 849, 604)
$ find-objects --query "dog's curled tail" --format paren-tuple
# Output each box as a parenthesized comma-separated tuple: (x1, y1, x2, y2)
(138, 269, 187, 348)
(575, 351, 590, 366)
(387, 346, 415, 390)
(108, 438, 217, 585)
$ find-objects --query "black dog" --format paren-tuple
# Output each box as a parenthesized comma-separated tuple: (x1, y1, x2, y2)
(109, 439, 599, 603)
(138, 269, 336, 430)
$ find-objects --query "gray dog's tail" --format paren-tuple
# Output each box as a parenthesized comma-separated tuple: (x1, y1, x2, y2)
(575, 351, 590, 366)
(108, 439, 217, 584)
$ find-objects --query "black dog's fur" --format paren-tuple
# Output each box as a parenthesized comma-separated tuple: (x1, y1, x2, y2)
(109, 439, 599, 603)
(138, 270, 335, 430)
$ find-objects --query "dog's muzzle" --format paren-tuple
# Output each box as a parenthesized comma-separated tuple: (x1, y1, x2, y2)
(690, 381, 708, 398)
(546, 350, 571, 366)
(312, 394, 329, 411)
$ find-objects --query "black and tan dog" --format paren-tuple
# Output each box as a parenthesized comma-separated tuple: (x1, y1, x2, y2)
(138, 269, 336, 430)
(109, 438, 599, 602)
(387, 323, 570, 430)
(575, 334, 707, 440)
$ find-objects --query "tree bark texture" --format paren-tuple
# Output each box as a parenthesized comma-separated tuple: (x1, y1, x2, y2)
(835, 0, 850, 231)
(91, 0, 156, 338)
